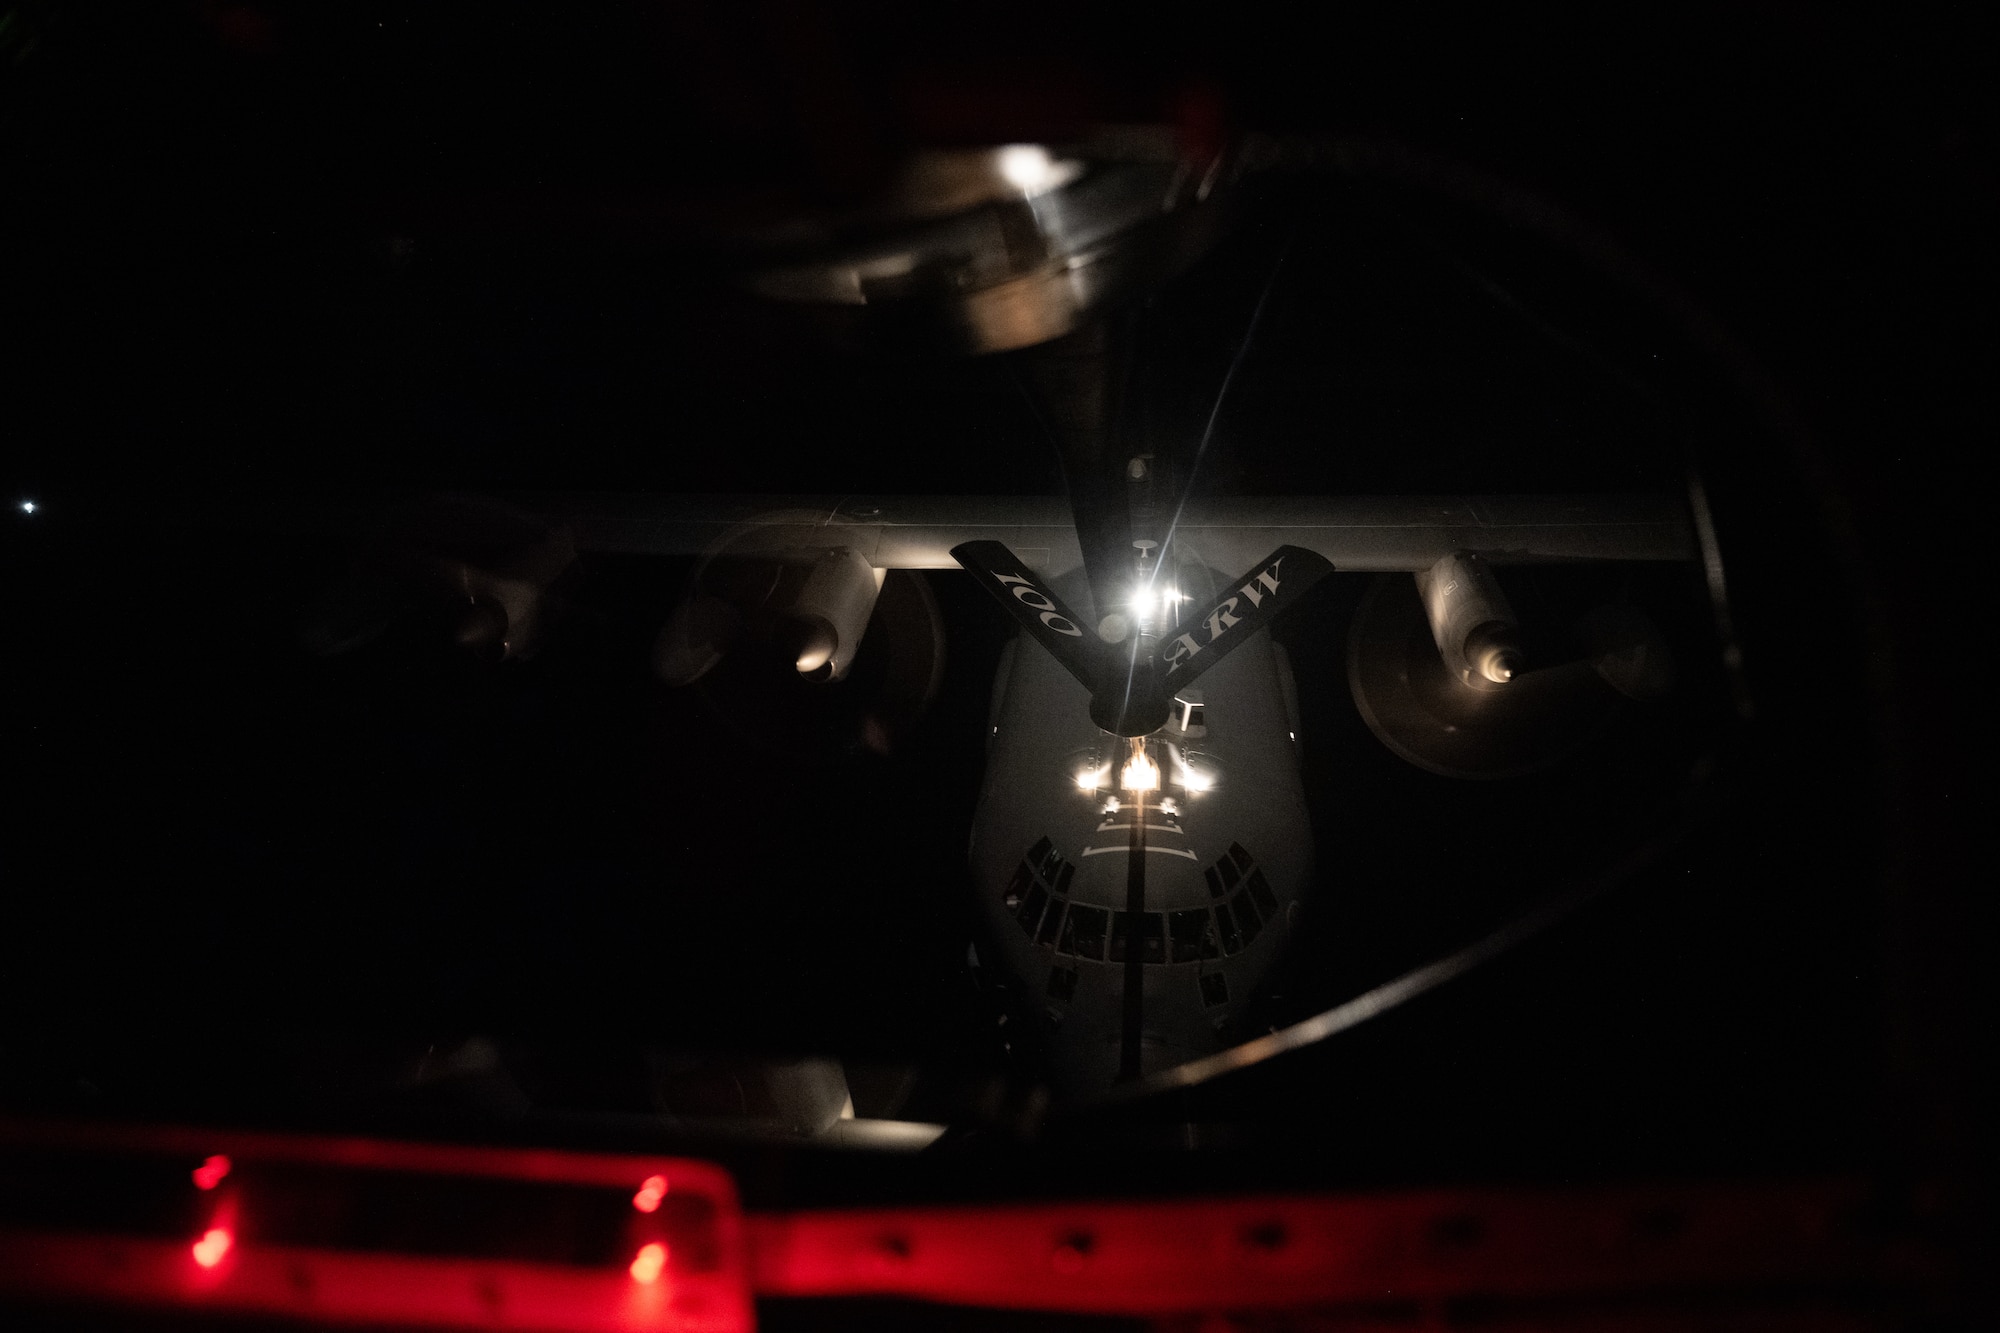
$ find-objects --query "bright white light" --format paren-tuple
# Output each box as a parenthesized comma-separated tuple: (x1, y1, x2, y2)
(18, 501, 35, 515)
(1120, 750, 1160, 792)
(1103, 797, 1121, 814)
(1074, 765, 1108, 792)
(997, 144, 1056, 192)
(1126, 584, 1187, 622)
(191, 1227, 231, 1269)
(629, 1241, 668, 1284)
(1172, 753, 1215, 792)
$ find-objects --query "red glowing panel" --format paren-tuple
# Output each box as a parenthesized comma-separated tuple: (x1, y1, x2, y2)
(191, 1154, 231, 1190)
(0, 1124, 753, 1333)
(191, 1227, 232, 1269)
(633, 1173, 669, 1213)
(628, 1242, 668, 1285)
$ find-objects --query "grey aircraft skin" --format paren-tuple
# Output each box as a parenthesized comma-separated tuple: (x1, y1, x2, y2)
(970, 558, 1312, 1093)
(519, 489, 1695, 1098)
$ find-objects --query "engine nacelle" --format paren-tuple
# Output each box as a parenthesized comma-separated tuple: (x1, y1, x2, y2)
(1415, 551, 1524, 686)
(782, 546, 884, 680)
(655, 545, 884, 686)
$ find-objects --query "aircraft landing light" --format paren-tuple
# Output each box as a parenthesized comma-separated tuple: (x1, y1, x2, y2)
(1125, 584, 1188, 623)
(1119, 747, 1159, 792)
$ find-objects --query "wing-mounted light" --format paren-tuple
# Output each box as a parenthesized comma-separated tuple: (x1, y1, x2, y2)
(657, 545, 884, 687)
(1417, 552, 1526, 686)
(654, 515, 945, 758)
(1350, 563, 1676, 780)
(779, 548, 886, 681)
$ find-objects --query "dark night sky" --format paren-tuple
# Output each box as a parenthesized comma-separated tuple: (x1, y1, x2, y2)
(0, 3, 1985, 1194)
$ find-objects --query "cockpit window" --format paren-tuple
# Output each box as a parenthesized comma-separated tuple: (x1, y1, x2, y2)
(1168, 909, 1213, 962)
(1017, 883, 1048, 937)
(1229, 842, 1254, 871)
(1214, 900, 1244, 955)
(1109, 911, 1165, 964)
(1247, 868, 1278, 918)
(1203, 864, 1225, 898)
(1027, 836, 1053, 873)
(1053, 860, 1074, 894)
(1004, 860, 1032, 909)
(1232, 888, 1263, 943)
(1037, 900, 1066, 947)
(1217, 855, 1241, 891)
(1060, 905, 1109, 961)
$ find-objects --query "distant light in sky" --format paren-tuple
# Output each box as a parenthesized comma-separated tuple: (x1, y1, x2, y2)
(192, 1155, 231, 1190)
(19, 500, 35, 515)
(629, 1241, 668, 1284)
(192, 1227, 232, 1269)
(632, 1174, 669, 1213)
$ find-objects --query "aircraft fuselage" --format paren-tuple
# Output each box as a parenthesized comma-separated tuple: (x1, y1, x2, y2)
(969, 560, 1312, 1093)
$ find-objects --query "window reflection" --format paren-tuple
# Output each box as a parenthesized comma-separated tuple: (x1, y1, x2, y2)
(1018, 883, 1048, 936)
(1109, 911, 1165, 964)
(1037, 900, 1066, 946)
(1061, 905, 1108, 961)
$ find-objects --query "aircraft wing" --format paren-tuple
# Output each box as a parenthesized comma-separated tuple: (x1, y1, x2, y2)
(528, 493, 1696, 572)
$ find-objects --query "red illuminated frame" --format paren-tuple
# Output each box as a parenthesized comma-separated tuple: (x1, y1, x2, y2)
(746, 1180, 1904, 1315)
(0, 1120, 751, 1333)
(0, 1120, 1931, 1329)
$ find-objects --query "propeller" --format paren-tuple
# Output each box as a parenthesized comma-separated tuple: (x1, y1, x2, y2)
(296, 495, 575, 662)
(1347, 571, 1673, 779)
(652, 524, 946, 758)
